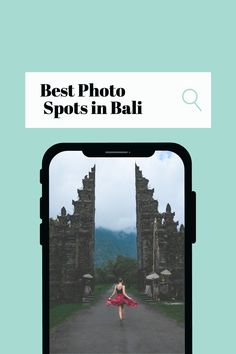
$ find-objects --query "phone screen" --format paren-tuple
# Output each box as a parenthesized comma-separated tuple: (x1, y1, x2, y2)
(47, 149, 186, 353)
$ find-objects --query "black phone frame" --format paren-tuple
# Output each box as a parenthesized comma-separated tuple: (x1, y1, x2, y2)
(40, 142, 196, 354)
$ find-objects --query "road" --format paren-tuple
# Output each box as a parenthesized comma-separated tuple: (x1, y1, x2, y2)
(50, 289, 184, 353)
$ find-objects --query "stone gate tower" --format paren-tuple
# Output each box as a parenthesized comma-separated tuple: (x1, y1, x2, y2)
(49, 166, 95, 305)
(135, 164, 158, 273)
(135, 164, 184, 299)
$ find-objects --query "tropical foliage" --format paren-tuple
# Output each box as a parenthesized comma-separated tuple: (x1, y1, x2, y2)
(95, 255, 138, 287)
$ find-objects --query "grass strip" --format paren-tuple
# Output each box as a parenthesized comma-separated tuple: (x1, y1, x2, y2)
(127, 286, 184, 324)
(50, 283, 110, 329)
(50, 303, 89, 329)
(150, 302, 184, 324)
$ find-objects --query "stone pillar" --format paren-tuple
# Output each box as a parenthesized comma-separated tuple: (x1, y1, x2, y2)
(135, 164, 159, 289)
(49, 208, 69, 305)
(49, 166, 96, 305)
(135, 165, 185, 300)
(70, 166, 95, 278)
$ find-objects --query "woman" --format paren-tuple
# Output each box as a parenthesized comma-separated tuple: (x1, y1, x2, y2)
(106, 278, 138, 320)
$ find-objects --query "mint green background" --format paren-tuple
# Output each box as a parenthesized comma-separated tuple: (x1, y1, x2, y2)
(1, 1, 235, 353)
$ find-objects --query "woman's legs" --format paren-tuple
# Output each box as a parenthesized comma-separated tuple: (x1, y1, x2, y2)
(121, 304, 125, 319)
(118, 305, 123, 320)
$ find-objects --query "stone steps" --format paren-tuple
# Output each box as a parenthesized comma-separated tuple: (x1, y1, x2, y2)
(139, 293, 156, 303)
(82, 295, 94, 303)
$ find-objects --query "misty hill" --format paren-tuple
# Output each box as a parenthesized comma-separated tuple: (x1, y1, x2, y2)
(95, 227, 137, 268)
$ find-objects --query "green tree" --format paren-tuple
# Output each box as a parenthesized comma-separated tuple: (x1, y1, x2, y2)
(95, 255, 138, 287)
(113, 255, 138, 287)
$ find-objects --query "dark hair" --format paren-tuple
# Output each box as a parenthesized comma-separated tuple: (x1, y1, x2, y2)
(118, 278, 123, 283)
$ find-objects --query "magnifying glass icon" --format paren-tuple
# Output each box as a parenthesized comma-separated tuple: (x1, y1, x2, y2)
(182, 88, 202, 111)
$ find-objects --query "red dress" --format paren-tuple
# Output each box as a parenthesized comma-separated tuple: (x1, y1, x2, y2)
(106, 286, 138, 307)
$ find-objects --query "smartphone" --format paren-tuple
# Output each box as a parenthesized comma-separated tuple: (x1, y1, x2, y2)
(40, 143, 196, 354)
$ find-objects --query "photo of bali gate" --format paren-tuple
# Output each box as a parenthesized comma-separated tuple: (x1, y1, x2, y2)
(49, 152, 185, 354)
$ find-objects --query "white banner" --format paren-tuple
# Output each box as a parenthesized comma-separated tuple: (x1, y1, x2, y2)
(25, 72, 211, 128)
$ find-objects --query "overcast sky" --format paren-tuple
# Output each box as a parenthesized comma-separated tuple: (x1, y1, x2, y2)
(49, 151, 184, 230)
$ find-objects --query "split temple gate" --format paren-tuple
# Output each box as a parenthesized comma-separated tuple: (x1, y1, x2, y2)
(49, 163, 184, 305)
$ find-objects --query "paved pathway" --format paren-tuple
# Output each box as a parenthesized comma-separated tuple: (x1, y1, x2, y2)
(50, 289, 184, 353)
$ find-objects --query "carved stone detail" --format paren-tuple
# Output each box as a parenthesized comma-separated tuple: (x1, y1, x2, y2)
(49, 166, 95, 305)
(135, 164, 184, 300)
